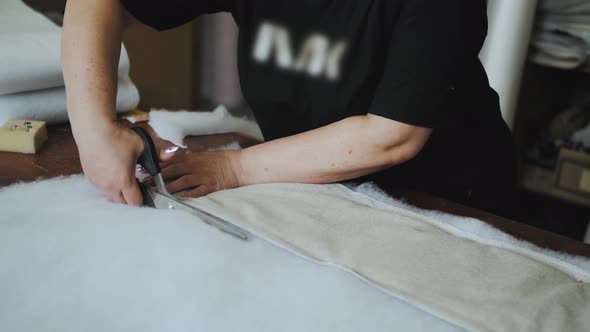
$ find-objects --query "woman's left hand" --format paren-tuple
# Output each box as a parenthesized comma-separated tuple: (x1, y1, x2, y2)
(158, 146, 243, 198)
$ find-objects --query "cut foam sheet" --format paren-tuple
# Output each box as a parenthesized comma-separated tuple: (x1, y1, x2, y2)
(149, 105, 264, 147)
(0, 176, 462, 332)
(0, 76, 140, 125)
(0, 0, 131, 95)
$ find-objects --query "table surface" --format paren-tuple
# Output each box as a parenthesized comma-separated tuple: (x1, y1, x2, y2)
(2, 124, 590, 258)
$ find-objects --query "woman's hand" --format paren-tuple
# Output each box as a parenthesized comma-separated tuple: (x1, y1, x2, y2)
(158, 147, 243, 198)
(63, 0, 146, 204)
(76, 124, 144, 205)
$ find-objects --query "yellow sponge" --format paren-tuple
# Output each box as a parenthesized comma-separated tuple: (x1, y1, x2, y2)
(0, 120, 48, 154)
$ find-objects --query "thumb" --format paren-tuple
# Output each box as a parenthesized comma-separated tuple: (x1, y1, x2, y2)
(122, 179, 144, 206)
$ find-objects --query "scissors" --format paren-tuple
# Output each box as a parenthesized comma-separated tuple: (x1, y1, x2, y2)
(131, 126, 249, 241)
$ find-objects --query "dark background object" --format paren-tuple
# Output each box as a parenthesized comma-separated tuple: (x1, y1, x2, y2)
(512, 62, 590, 241)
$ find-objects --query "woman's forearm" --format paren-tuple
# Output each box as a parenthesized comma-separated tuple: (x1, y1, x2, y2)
(62, 0, 124, 141)
(237, 115, 431, 185)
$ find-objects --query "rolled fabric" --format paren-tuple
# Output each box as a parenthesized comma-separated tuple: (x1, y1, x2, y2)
(0, 32, 131, 96)
(538, 13, 590, 47)
(0, 0, 59, 33)
(530, 1, 590, 73)
(0, 0, 131, 95)
(541, 14, 590, 29)
(0, 76, 140, 125)
(538, 0, 590, 14)
(479, 0, 538, 130)
(531, 31, 587, 69)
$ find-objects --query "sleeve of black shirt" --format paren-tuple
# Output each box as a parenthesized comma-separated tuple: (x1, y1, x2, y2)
(120, 0, 235, 31)
(368, 0, 488, 128)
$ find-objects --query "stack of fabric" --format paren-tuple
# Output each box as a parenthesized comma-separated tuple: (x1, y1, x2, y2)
(0, 0, 140, 125)
(525, 92, 590, 169)
(530, 0, 590, 72)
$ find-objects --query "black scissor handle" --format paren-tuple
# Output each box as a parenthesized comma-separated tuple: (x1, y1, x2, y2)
(131, 126, 159, 208)
(137, 181, 155, 208)
(131, 126, 161, 177)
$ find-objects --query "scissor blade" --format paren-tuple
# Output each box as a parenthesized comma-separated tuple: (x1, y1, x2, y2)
(151, 191, 249, 241)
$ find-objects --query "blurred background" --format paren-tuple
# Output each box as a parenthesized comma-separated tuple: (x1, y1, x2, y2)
(8, 0, 590, 242)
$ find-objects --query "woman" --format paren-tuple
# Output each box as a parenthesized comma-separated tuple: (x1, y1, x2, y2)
(62, 0, 516, 216)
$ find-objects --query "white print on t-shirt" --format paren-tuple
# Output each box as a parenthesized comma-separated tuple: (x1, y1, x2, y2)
(252, 22, 348, 81)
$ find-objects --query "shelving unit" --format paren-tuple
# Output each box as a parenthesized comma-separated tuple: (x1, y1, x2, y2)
(512, 50, 590, 242)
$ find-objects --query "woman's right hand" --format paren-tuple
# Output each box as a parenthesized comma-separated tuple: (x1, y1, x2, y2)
(76, 123, 145, 206)
(62, 0, 146, 205)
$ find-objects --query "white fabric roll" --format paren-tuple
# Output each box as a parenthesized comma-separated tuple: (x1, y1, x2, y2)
(0, 0, 131, 95)
(0, 77, 140, 125)
(0, 32, 131, 96)
(531, 31, 588, 70)
(0, 0, 59, 33)
(479, 0, 539, 130)
(531, 1, 590, 73)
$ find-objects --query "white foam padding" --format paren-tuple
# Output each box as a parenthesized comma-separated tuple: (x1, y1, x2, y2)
(149, 105, 264, 147)
(0, 76, 139, 125)
(0, 177, 462, 332)
(0, 0, 131, 95)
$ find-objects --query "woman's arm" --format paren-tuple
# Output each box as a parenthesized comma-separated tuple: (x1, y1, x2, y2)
(238, 114, 431, 185)
(62, 0, 144, 205)
(62, 0, 125, 132)
(159, 114, 431, 197)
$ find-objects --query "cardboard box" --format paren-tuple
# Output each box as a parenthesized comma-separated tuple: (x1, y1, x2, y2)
(522, 148, 590, 207)
(123, 22, 200, 110)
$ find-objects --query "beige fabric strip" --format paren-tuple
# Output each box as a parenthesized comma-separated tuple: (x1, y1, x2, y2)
(188, 183, 590, 332)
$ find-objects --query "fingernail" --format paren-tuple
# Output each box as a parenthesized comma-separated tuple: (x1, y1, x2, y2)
(165, 146, 179, 154)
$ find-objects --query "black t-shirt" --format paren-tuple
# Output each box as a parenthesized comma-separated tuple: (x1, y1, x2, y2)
(121, 0, 516, 211)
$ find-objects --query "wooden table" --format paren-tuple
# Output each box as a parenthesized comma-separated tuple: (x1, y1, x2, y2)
(2, 124, 590, 258)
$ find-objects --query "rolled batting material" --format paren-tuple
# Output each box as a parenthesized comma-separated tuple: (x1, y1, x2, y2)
(479, 0, 538, 130)
(0, 0, 131, 95)
(0, 76, 140, 125)
(0, 0, 60, 33)
(0, 33, 131, 96)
